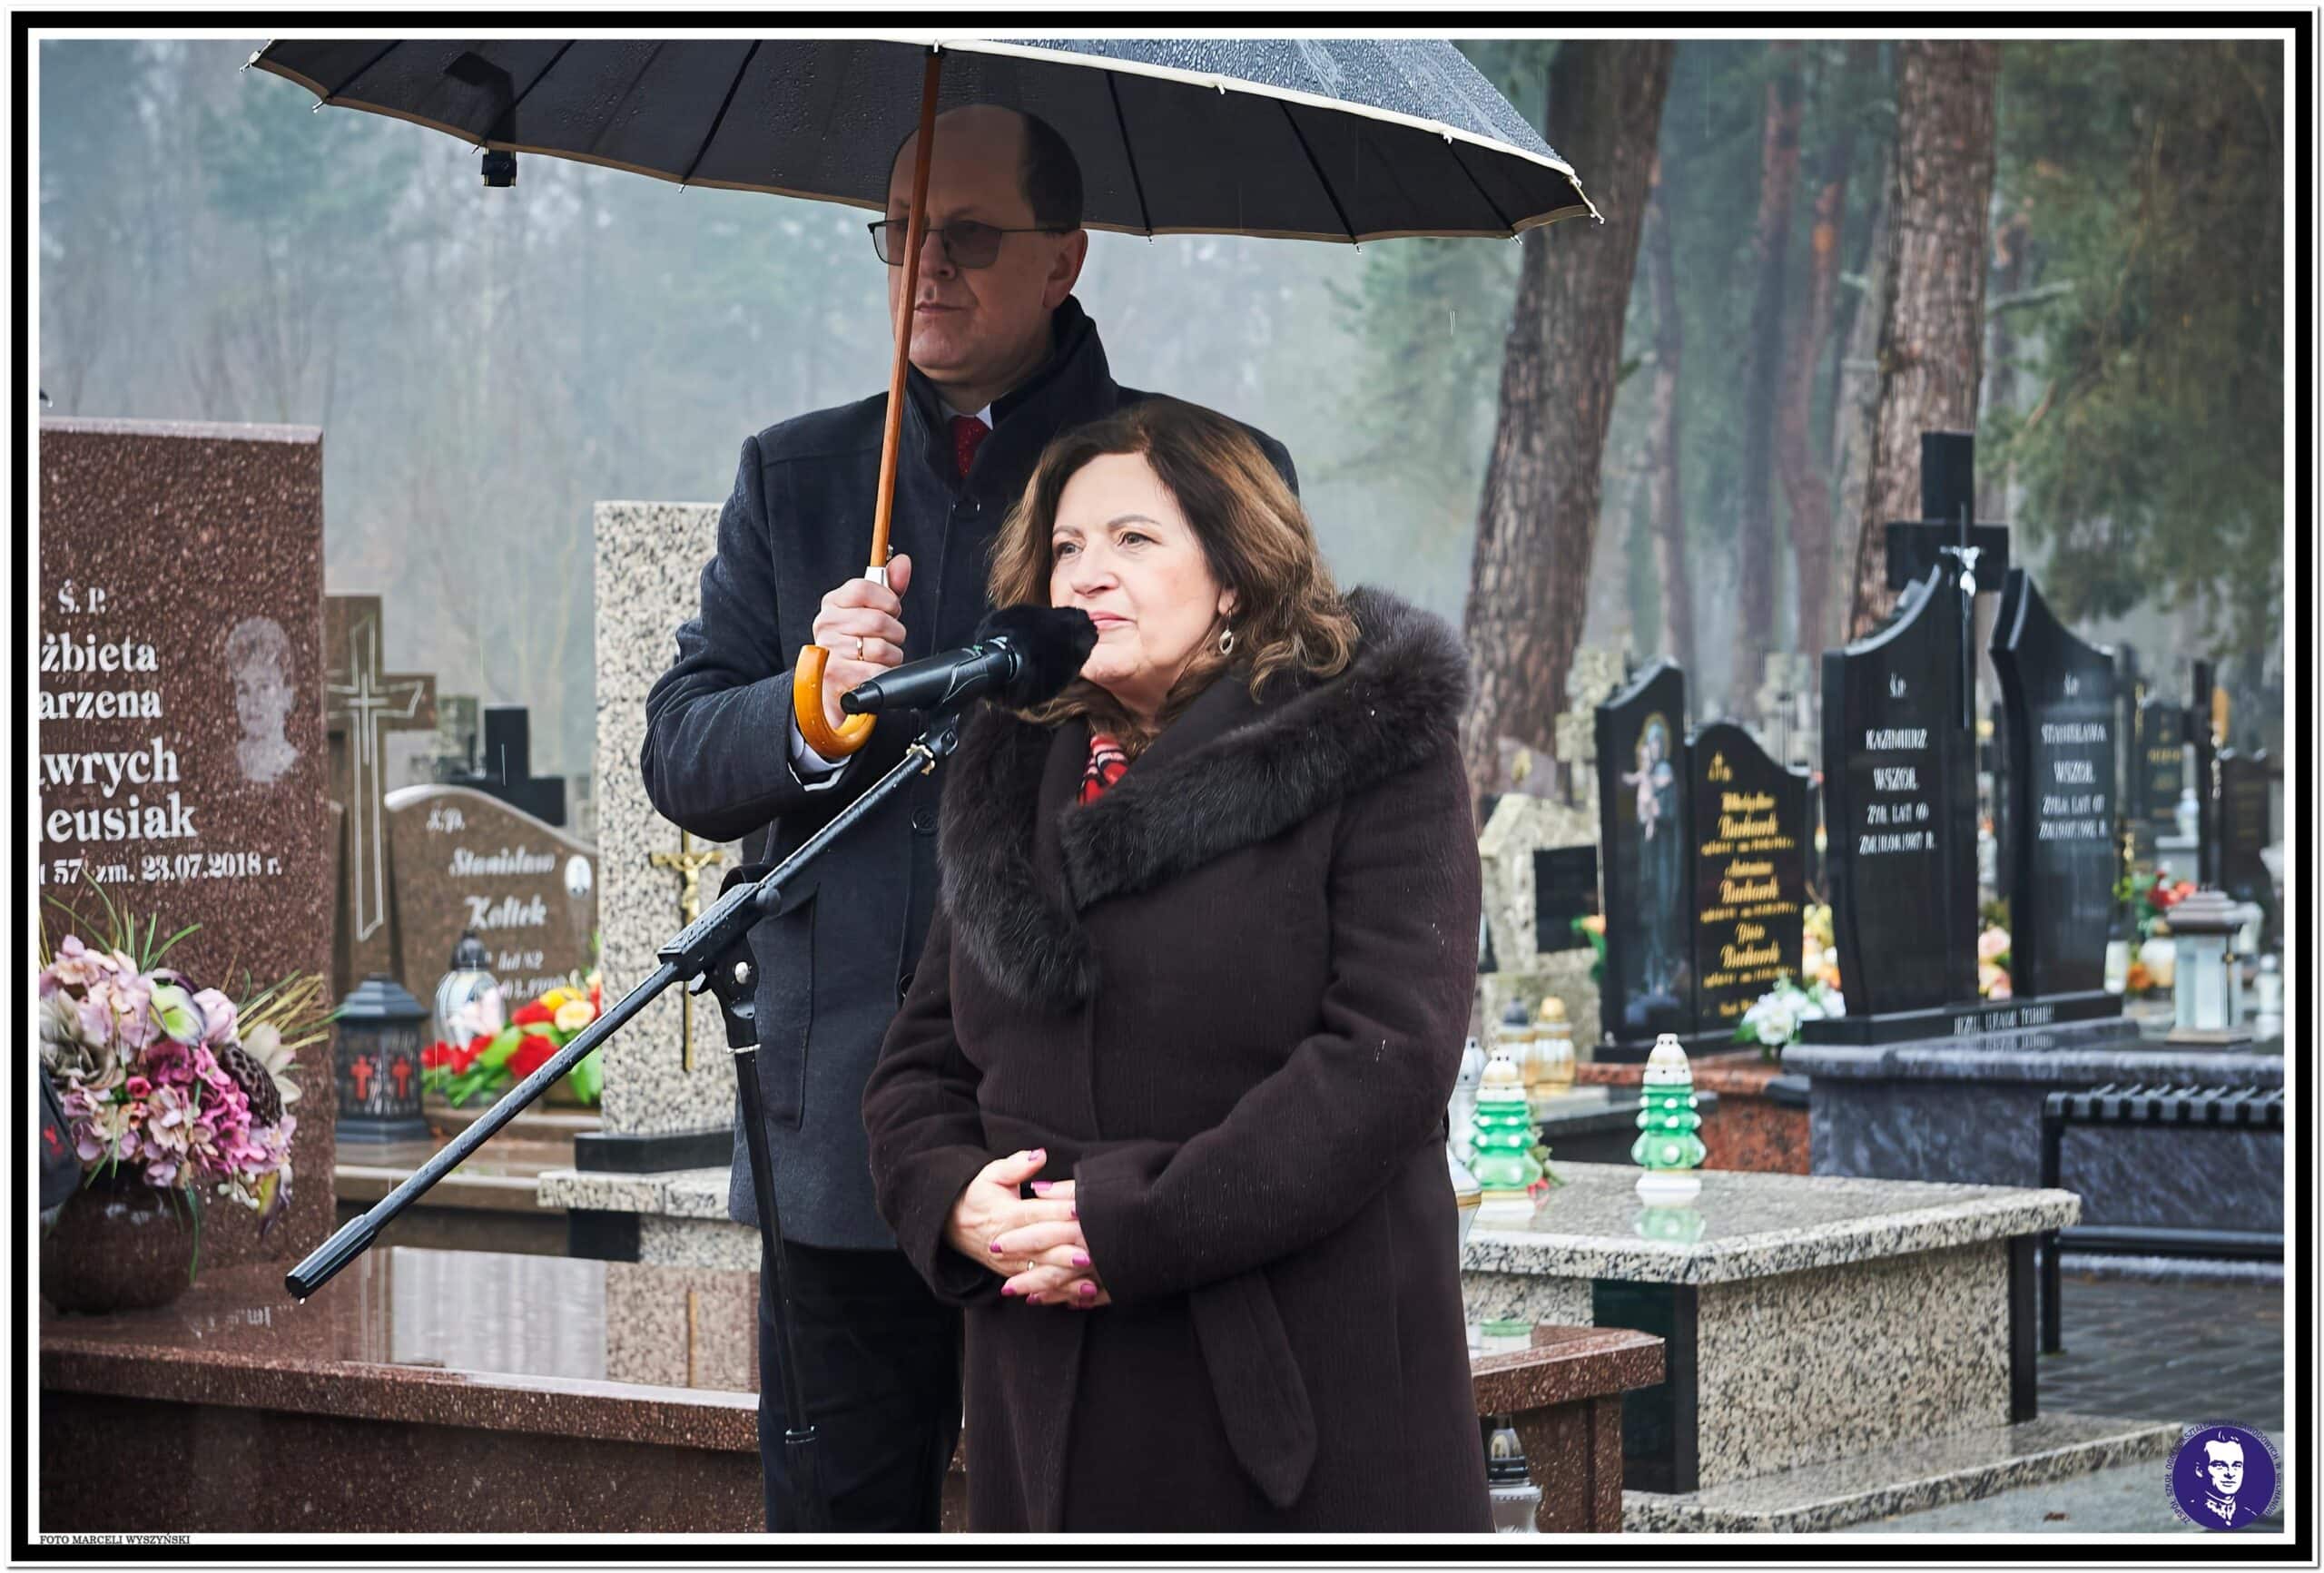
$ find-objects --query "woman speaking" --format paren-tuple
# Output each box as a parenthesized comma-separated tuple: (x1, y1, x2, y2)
(861, 398, 1489, 1532)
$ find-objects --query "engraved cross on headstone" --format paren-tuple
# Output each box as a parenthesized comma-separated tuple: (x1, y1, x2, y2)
(650, 830, 726, 1071)
(325, 595, 436, 987)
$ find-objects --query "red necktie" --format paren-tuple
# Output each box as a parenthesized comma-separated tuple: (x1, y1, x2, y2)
(1080, 732, 1129, 804)
(951, 414, 990, 479)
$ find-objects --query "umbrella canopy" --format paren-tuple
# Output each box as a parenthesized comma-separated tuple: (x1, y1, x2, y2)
(250, 35, 1596, 241)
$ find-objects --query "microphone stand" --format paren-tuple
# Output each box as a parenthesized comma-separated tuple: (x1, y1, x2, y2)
(287, 703, 970, 1533)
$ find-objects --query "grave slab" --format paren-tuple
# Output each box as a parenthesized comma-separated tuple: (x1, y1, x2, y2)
(1459, 1162, 2107, 1505)
(43, 1248, 1663, 1534)
(1623, 1409, 2178, 1532)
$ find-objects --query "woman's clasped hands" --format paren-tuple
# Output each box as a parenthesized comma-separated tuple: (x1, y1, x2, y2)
(944, 1148, 1112, 1308)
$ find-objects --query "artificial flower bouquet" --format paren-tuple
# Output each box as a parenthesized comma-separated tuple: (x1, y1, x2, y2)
(1732, 973, 1846, 1062)
(37, 908, 324, 1273)
(423, 970, 604, 1107)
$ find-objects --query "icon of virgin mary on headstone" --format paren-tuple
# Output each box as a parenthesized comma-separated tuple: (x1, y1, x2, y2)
(1596, 658, 1695, 1049)
(1623, 713, 1685, 1013)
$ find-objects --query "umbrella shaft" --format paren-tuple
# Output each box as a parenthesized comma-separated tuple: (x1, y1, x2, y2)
(870, 50, 945, 571)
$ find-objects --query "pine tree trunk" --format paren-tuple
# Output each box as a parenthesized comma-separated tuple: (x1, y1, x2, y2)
(1846, 40, 2000, 639)
(1978, 202, 2029, 523)
(1731, 47, 1804, 715)
(1461, 40, 1677, 809)
(1643, 162, 1696, 674)
(1777, 54, 1863, 660)
(1828, 184, 1889, 633)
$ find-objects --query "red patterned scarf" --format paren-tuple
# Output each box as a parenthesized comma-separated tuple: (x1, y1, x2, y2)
(1079, 732, 1130, 804)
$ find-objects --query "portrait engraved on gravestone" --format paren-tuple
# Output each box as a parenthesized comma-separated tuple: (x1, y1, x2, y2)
(226, 615, 300, 786)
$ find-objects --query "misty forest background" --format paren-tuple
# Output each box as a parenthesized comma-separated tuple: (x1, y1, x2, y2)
(38, 39, 2287, 798)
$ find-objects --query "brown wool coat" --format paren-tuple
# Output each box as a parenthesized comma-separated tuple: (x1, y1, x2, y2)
(861, 589, 1491, 1532)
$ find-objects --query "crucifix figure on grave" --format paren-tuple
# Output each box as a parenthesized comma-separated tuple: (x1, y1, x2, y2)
(650, 830, 727, 1071)
(325, 596, 437, 978)
(349, 1055, 376, 1104)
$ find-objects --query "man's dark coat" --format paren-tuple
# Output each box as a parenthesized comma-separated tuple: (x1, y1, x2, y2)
(642, 297, 1295, 1246)
(862, 589, 1492, 1530)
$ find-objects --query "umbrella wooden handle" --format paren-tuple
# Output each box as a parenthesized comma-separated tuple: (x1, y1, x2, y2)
(792, 51, 944, 763)
(793, 645, 875, 759)
(793, 560, 888, 759)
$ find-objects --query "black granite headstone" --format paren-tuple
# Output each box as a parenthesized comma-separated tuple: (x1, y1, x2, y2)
(1594, 661, 1693, 1044)
(1817, 567, 1978, 1018)
(2134, 694, 2186, 831)
(448, 704, 566, 828)
(1989, 570, 2122, 1003)
(2217, 749, 2279, 947)
(1688, 723, 1810, 1037)
(2186, 660, 2219, 885)
(1532, 845, 1600, 954)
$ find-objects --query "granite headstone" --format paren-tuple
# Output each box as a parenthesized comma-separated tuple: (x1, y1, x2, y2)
(36, 417, 336, 1265)
(1818, 566, 1977, 1020)
(2134, 693, 2186, 834)
(434, 694, 481, 779)
(384, 783, 598, 1008)
(587, 500, 743, 1168)
(450, 705, 567, 828)
(1988, 569, 2121, 1003)
(324, 593, 437, 994)
(2216, 749, 2279, 948)
(1689, 722, 1810, 1036)
(1594, 660, 1693, 1045)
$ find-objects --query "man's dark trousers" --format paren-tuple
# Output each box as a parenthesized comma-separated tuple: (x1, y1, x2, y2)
(759, 1237, 961, 1530)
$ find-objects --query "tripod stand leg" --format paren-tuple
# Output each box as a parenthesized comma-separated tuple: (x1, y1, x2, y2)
(705, 942, 831, 1533)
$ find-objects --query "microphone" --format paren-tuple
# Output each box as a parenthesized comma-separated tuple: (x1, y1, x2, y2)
(840, 605, 1098, 716)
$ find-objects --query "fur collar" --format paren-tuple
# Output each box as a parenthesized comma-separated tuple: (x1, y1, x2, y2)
(938, 587, 1470, 1012)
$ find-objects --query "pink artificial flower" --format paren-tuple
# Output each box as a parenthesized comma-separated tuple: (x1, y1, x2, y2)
(191, 988, 237, 1045)
(124, 1076, 152, 1099)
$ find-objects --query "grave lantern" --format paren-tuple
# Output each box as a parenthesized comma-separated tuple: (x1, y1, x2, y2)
(432, 929, 505, 1051)
(334, 974, 433, 1143)
(1531, 997, 1576, 1102)
(2165, 889, 2250, 1045)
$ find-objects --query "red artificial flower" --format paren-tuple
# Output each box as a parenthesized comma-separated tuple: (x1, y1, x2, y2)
(421, 1042, 453, 1069)
(507, 1035, 557, 1080)
(510, 999, 556, 1027)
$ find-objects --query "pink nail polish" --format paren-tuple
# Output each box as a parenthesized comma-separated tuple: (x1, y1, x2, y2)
(1078, 1282, 1096, 1298)
(1030, 1181, 1052, 1194)
(1072, 1253, 1090, 1267)
(1001, 1284, 1017, 1297)
(1069, 1205, 1078, 1219)
(990, 1241, 1003, 1253)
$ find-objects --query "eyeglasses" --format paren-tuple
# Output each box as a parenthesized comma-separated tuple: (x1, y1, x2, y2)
(867, 219, 1067, 270)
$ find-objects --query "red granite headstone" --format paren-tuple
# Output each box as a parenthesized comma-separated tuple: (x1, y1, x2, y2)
(323, 593, 435, 995)
(37, 418, 336, 1267)
(385, 784, 598, 1010)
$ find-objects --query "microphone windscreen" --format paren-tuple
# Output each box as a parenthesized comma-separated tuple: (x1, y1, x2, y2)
(974, 605, 1098, 707)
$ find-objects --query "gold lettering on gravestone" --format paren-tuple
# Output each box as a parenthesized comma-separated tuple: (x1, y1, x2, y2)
(649, 831, 726, 1071)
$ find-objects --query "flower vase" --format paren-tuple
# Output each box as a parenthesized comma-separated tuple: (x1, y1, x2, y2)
(40, 1171, 195, 1314)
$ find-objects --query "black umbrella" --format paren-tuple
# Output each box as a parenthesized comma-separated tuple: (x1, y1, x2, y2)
(252, 36, 1594, 757)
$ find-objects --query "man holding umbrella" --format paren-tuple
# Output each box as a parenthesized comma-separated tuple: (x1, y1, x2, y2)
(640, 103, 1296, 1532)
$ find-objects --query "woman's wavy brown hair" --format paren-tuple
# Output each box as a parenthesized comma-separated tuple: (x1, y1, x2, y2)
(987, 397, 1358, 750)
